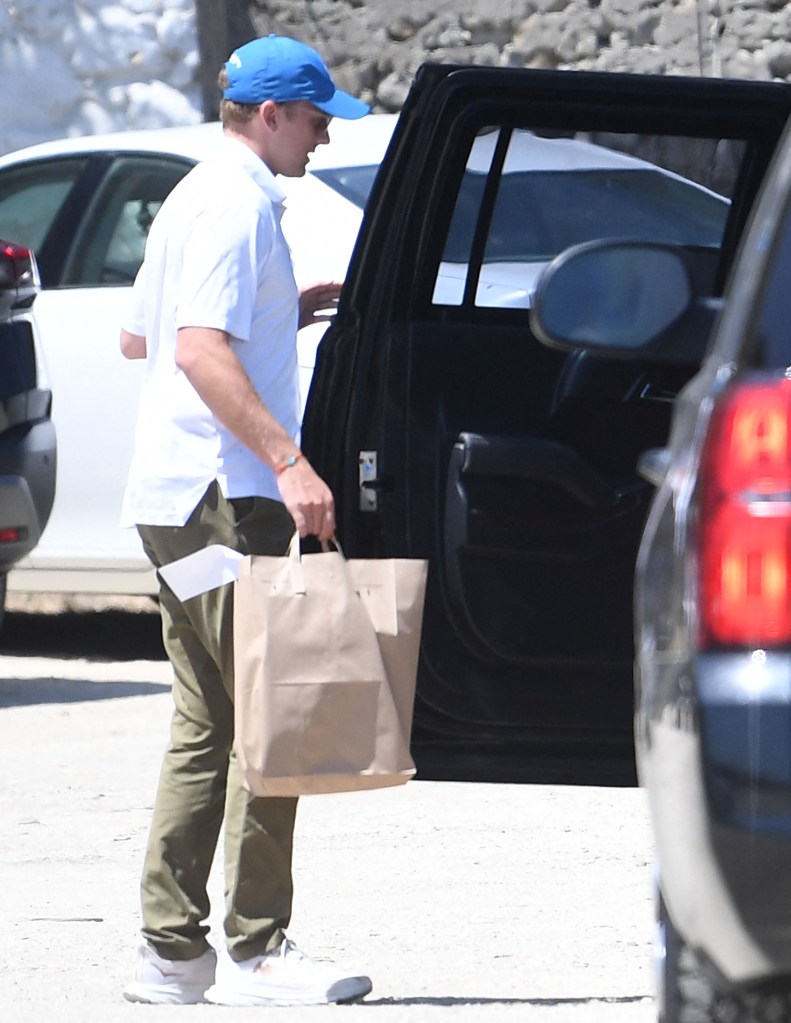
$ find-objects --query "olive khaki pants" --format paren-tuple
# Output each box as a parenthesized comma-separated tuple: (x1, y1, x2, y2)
(136, 482, 297, 962)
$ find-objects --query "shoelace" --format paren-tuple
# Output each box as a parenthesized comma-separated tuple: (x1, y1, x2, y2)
(279, 939, 333, 968)
(279, 939, 308, 963)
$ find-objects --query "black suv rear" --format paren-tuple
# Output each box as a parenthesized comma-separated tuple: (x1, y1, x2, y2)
(0, 241, 56, 627)
(530, 115, 791, 1020)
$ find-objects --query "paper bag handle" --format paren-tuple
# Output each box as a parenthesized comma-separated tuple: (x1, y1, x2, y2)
(286, 532, 306, 595)
(285, 533, 344, 596)
(320, 535, 344, 558)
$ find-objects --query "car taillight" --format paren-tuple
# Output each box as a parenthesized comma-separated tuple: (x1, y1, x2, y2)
(699, 378, 791, 648)
(0, 240, 34, 286)
(0, 239, 39, 314)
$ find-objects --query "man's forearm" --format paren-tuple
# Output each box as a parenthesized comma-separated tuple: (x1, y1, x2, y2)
(175, 326, 300, 470)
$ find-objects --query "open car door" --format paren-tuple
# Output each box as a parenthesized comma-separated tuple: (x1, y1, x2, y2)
(302, 65, 791, 782)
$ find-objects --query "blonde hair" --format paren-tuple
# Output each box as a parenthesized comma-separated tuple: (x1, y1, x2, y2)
(217, 67, 261, 127)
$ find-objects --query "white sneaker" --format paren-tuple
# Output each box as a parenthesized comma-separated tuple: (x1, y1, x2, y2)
(205, 938, 372, 1006)
(123, 943, 217, 1004)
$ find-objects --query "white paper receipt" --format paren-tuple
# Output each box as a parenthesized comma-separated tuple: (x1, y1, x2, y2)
(159, 544, 244, 601)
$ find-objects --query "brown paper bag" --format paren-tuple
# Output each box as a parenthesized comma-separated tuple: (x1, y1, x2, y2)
(345, 557, 428, 746)
(233, 537, 427, 797)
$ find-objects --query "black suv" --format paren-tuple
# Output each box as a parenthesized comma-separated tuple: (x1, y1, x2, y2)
(0, 240, 56, 627)
(531, 108, 791, 1021)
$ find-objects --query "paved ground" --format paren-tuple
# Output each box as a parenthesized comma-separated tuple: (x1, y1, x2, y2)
(0, 602, 658, 1022)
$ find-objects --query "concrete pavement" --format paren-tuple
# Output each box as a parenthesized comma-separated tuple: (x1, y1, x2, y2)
(0, 618, 657, 1022)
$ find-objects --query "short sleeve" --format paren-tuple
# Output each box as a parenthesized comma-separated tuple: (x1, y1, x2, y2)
(121, 260, 147, 336)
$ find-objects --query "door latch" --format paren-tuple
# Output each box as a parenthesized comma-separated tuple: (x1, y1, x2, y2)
(358, 450, 379, 512)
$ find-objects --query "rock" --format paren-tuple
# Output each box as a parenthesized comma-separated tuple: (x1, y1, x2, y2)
(376, 69, 413, 111)
(388, 17, 421, 43)
(766, 39, 791, 79)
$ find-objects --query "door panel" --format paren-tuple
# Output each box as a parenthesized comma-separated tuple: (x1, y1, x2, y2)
(444, 430, 630, 660)
(396, 319, 649, 726)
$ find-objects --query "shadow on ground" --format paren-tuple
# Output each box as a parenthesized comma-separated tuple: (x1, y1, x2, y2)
(0, 607, 166, 662)
(0, 675, 171, 708)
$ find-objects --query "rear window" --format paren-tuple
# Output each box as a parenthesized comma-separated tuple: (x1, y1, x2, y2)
(62, 155, 189, 286)
(0, 157, 89, 252)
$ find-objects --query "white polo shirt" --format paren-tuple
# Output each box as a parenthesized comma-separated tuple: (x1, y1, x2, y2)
(120, 135, 300, 527)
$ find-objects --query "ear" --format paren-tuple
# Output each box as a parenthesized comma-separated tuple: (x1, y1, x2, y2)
(260, 100, 279, 132)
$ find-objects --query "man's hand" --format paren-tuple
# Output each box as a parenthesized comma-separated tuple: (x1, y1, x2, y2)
(276, 458, 336, 541)
(298, 281, 343, 330)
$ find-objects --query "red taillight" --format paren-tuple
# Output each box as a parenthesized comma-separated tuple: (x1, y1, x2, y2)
(0, 240, 33, 285)
(1, 241, 31, 258)
(700, 379, 791, 647)
(0, 527, 24, 544)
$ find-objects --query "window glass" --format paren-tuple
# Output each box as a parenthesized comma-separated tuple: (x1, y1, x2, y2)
(310, 165, 379, 209)
(433, 128, 737, 310)
(0, 158, 88, 251)
(62, 155, 190, 286)
(745, 193, 791, 368)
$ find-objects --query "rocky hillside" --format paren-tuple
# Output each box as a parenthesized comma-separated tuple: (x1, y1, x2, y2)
(241, 0, 791, 114)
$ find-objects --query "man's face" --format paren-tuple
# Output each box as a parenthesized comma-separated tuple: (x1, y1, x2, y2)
(271, 101, 332, 177)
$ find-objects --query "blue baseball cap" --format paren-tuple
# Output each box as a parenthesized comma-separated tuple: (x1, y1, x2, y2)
(223, 35, 369, 120)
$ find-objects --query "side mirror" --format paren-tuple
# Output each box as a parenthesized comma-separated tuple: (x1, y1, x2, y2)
(530, 240, 719, 365)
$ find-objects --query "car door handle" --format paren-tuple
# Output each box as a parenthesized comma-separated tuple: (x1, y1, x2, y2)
(638, 382, 678, 403)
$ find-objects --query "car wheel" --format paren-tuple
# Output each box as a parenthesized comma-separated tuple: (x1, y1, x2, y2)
(658, 890, 791, 1023)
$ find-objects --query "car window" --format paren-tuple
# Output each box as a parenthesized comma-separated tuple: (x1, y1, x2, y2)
(61, 155, 191, 287)
(309, 166, 379, 209)
(0, 157, 89, 251)
(432, 127, 734, 309)
(745, 189, 791, 368)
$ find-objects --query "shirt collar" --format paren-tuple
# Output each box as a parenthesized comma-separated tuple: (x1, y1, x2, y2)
(216, 134, 287, 207)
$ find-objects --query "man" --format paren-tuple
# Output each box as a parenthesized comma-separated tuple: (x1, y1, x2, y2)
(119, 35, 372, 1007)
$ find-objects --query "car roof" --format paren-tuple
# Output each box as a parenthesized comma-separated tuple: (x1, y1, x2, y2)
(470, 128, 727, 201)
(492, 131, 663, 174)
(0, 113, 401, 172)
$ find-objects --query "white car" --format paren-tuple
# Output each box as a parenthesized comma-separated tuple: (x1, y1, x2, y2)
(0, 114, 398, 600)
(0, 114, 727, 604)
